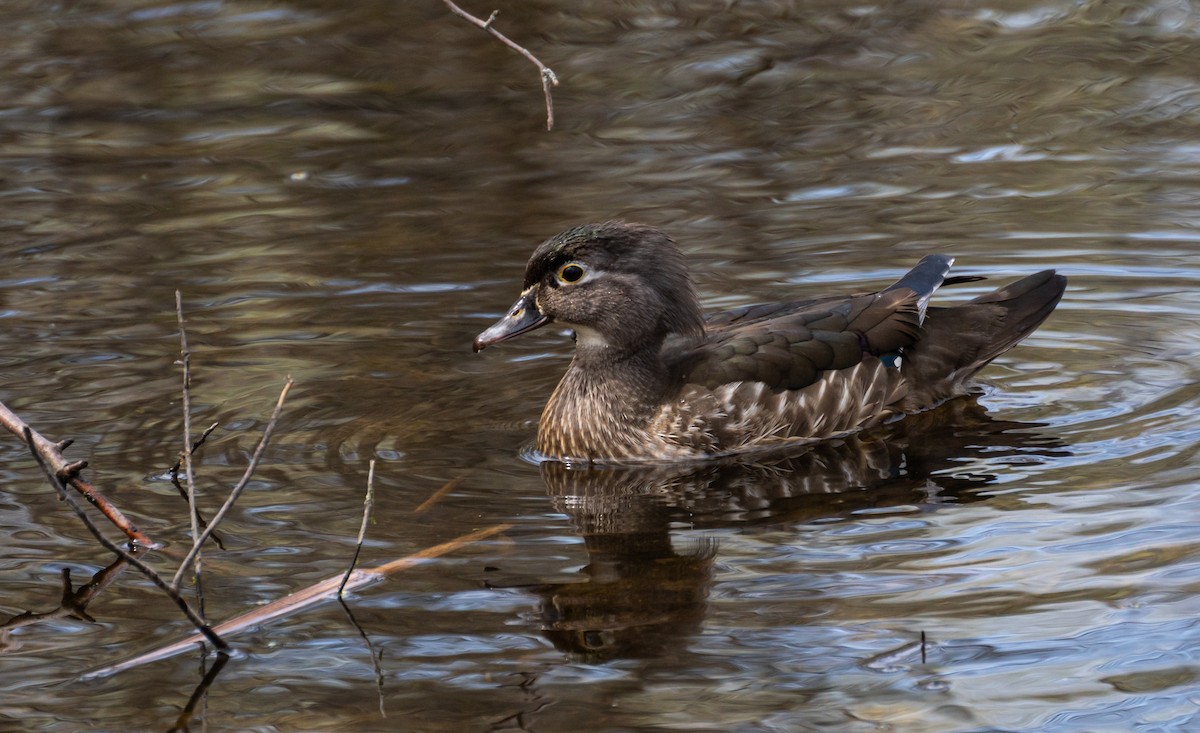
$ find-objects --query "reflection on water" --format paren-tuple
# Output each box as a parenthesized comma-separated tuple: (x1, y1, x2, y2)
(530, 400, 1066, 662)
(1, 0, 1199, 731)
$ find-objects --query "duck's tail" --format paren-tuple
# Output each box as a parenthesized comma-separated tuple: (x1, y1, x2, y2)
(900, 268, 1067, 409)
(883, 254, 954, 324)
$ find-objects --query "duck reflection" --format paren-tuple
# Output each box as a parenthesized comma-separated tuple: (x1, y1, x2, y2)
(527, 398, 1067, 662)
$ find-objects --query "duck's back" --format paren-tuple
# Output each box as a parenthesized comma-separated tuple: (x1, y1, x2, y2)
(652, 264, 1066, 458)
(655, 288, 922, 456)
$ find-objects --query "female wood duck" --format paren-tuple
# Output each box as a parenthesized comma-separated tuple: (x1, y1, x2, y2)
(474, 222, 1066, 464)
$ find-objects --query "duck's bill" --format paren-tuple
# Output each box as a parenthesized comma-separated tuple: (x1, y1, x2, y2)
(473, 290, 550, 352)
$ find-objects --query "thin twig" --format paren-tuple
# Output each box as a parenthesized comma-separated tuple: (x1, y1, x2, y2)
(168, 422, 225, 551)
(23, 428, 226, 652)
(176, 291, 205, 618)
(0, 400, 156, 546)
(170, 377, 294, 591)
(169, 422, 219, 480)
(339, 459, 376, 597)
(441, 0, 560, 130)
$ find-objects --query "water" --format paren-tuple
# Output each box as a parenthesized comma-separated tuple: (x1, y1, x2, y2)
(1, 1, 1199, 730)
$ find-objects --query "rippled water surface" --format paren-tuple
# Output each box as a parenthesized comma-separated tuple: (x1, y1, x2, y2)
(2, 1, 1199, 731)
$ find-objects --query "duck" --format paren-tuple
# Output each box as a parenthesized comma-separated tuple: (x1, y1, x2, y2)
(473, 221, 1066, 464)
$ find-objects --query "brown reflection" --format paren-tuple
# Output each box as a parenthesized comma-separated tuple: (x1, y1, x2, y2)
(528, 398, 1067, 662)
(529, 492, 715, 663)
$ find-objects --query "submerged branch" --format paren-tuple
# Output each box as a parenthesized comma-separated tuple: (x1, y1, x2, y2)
(85, 522, 513, 678)
(414, 474, 465, 514)
(0, 562, 131, 635)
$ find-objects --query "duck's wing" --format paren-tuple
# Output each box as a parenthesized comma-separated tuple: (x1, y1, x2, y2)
(667, 255, 957, 393)
(673, 287, 924, 392)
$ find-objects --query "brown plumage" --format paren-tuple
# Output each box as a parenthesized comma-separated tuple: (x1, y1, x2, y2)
(474, 222, 1066, 464)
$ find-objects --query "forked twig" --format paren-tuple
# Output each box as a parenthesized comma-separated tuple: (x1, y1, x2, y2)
(169, 423, 219, 483)
(23, 428, 226, 652)
(167, 420, 225, 551)
(170, 377, 294, 591)
(441, 0, 560, 130)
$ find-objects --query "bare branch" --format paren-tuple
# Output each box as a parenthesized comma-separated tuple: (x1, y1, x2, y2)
(0, 400, 156, 547)
(170, 377, 294, 591)
(441, 1, 560, 130)
(176, 291, 206, 617)
(23, 428, 226, 653)
(339, 460, 376, 597)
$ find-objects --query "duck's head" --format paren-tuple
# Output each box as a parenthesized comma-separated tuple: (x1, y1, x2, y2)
(473, 221, 704, 356)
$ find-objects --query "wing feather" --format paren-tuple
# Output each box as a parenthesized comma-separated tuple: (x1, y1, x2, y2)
(675, 290, 924, 392)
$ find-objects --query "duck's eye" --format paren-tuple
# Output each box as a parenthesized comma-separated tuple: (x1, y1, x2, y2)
(557, 263, 586, 284)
